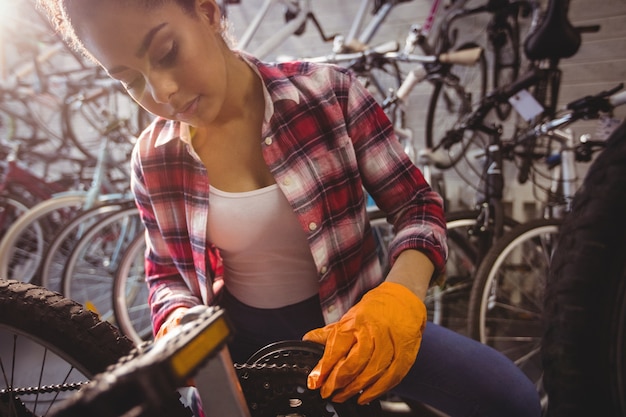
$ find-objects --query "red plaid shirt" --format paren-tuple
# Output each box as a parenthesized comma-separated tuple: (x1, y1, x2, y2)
(131, 54, 447, 333)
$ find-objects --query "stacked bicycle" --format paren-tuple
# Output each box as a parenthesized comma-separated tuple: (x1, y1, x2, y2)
(393, 0, 626, 411)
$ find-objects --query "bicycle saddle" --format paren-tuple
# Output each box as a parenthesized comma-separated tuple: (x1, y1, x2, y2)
(523, 0, 581, 61)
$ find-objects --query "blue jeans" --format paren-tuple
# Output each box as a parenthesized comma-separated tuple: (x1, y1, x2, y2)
(219, 289, 541, 417)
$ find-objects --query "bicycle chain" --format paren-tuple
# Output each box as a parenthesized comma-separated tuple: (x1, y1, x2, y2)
(5, 342, 380, 417)
(0, 381, 86, 396)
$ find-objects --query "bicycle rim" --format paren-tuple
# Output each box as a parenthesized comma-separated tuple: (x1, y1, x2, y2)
(40, 202, 129, 293)
(0, 194, 87, 284)
(113, 233, 152, 345)
(62, 207, 141, 325)
(469, 218, 560, 406)
(432, 210, 517, 335)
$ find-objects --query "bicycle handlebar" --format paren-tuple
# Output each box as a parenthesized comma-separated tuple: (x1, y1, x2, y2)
(515, 83, 626, 183)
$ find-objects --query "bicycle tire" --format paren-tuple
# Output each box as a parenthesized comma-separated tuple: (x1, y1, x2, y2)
(543, 121, 626, 417)
(62, 206, 141, 325)
(0, 194, 30, 241)
(0, 193, 87, 284)
(425, 41, 487, 150)
(39, 201, 132, 293)
(62, 82, 148, 162)
(113, 232, 151, 345)
(468, 217, 561, 411)
(0, 279, 134, 416)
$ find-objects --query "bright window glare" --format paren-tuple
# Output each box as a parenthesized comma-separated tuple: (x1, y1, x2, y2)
(0, 1, 23, 32)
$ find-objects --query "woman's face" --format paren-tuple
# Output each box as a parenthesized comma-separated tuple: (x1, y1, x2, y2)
(69, 0, 229, 126)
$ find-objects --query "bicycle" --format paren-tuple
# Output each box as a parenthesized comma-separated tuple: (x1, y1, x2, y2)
(464, 84, 626, 411)
(422, 0, 601, 316)
(1, 279, 443, 417)
(425, 0, 545, 147)
(542, 120, 626, 417)
(0, 116, 133, 285)
(46, 303, 427, 417)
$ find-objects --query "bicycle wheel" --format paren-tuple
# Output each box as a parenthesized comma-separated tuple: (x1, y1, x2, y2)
(489, 13, 520, 121)
(39, 201, 132, 293)
(543, 122, 626, 417)
(370, 208, 516, 334)
(113, 233, 151, 345)
(425, 41, 487, 150)
(62, 81, 148, 162)
(468, 217, 561, 410)
(0, 193, 87, 284)
(62, 206, 141, 325)
(0, 194, 30, 241)
(0, 279, 133, 416)
(352, 56, 402, 127)
(428, 210, 518, 335)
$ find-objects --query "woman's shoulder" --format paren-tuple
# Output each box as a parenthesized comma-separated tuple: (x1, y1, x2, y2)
(132, 117, 189, 164)
(244, 52, 353, 88)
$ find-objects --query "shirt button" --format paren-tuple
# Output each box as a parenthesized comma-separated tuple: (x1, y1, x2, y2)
(282, 177, 292, 186)
(320, 266, 328, 274)
(308, 222, 318, 231)
(264, 137, 273, 145)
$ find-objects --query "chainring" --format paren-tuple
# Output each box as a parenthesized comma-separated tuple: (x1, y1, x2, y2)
(236, 340, 381, 417)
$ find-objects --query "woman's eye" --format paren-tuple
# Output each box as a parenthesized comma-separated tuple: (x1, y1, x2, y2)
(158, 42, 178, 67)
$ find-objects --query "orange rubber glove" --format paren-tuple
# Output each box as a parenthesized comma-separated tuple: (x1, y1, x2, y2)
(155, 307, 190, 340)
(303, 282, 426, 405)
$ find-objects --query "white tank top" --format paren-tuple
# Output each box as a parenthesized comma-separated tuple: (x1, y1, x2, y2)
(207, 184, 320, 308)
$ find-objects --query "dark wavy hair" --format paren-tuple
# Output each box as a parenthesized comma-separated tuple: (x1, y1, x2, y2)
(36, 0, 198, 58)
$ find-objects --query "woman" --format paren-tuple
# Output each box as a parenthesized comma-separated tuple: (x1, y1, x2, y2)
(38, 0, 541, 415)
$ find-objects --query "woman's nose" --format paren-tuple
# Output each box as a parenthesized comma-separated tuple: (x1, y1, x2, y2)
(147, 71, 177, 104)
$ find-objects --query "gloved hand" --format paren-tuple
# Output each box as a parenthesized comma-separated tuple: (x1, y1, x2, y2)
(303, 282, 426, 405)
(155, 307, 190, 340)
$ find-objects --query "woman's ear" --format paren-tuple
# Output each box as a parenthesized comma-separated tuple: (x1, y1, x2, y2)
(197, 0, 222, 27)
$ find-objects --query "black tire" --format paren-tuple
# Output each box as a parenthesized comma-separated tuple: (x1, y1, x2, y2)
(543, 121, 626, 417)
(0, 279, 134, 416)
(425, 42, 487, 150)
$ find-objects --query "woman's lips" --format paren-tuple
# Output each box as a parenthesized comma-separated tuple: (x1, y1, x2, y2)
(175, 97, 199, 121)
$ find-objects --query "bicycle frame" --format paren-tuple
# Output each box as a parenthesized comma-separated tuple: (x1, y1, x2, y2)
(0, 146, 68, 203)
(232, 0, 448, 58)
